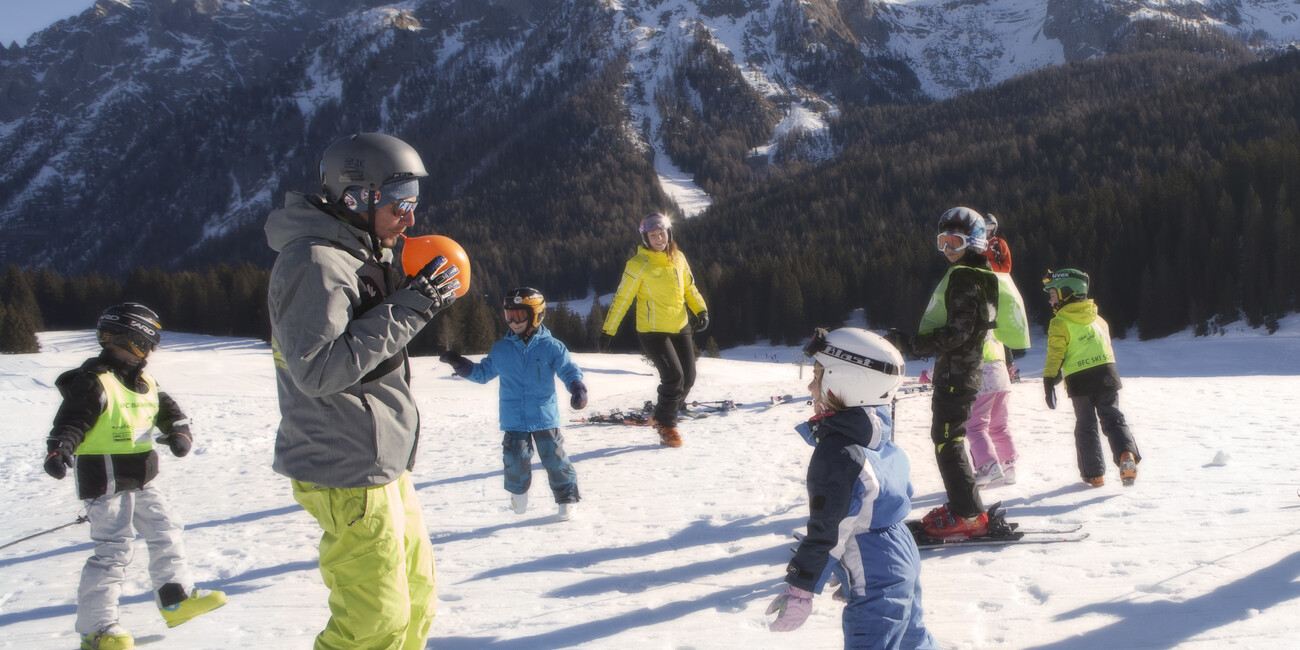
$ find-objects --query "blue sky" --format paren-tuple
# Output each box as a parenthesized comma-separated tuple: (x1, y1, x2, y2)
(0, 0, 92, 46)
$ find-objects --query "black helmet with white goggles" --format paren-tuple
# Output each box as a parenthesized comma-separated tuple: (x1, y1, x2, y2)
(803, 327, 905, 407)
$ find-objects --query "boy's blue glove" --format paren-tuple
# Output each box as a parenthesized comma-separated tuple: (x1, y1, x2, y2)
(569, 381, 588, 410)
(439, 350, 473, 378)
(43, 439, 74, 479)
(156, 426, 192, 457)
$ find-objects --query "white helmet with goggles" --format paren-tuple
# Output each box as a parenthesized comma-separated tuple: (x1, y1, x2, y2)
(802, 327, 905, 407)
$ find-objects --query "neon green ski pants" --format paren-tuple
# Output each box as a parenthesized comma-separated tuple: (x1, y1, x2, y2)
(292, 472, 436, 650)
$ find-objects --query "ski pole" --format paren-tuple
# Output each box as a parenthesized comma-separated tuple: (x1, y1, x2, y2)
(0, 515, 88, 551)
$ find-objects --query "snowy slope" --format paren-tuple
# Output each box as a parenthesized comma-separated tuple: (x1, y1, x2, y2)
(1, 317, 1299, 649)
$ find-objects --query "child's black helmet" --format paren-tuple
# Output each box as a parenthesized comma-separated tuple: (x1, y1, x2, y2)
(97, 302, 162, 357)
(503, 287, 546, 329)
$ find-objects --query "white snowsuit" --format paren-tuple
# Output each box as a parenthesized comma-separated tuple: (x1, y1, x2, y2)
(76, 482, 190, 634)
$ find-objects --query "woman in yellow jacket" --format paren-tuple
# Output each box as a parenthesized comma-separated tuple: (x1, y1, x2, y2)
(600, 213, 709, 447)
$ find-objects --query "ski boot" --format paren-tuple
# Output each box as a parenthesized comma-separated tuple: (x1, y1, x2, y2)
(81, 623, 133, 650)
(159, 587, 227, 628)
(1120, 452, 1138, 486)
(652, 418, 682, 448)
(510, 492, 528, 514)
(558, 502, 576, 521)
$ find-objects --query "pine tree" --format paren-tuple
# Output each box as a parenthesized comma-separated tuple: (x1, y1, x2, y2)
(2, 264, 44, 332)
(0, 304, 40, 353)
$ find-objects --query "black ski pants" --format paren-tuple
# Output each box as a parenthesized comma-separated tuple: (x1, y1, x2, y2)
(638, 331, 696, 427)
(930, 386, 983, 518)
(1070, 390, 1140, 479)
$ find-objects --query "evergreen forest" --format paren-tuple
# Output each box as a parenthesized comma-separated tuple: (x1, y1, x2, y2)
(2, 26, 1297, 355)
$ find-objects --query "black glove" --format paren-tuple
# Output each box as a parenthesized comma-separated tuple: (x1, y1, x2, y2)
(569, 380, 588, 410)
(694, 311, 710, 333)
(439, 350, 473, 378)
(43, 439, 74, 480)
(883, 328, 912, 358)
(598, 333, 613, 353)
(1044, 373, 1060, 410)
(1011, 347, 1027, 359)
(156, 426, 192, 457)
(407, 256, 461, 314)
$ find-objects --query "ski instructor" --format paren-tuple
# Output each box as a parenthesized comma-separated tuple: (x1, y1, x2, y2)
(266, 133, 460, 650)
(599, 212, 709, 448)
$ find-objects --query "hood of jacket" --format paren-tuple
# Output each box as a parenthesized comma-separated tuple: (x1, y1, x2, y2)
(795, 406, 891, 450)
(1057, 299, 1099, 325)
(265, 192, 382, 263)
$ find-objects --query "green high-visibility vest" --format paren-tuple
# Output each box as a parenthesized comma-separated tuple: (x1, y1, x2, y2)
(1059, 317, 1116, 377)
(75, 371, 159, 455)
(919, 268, 1031, 350)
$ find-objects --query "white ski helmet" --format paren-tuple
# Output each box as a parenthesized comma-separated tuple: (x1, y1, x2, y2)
(802, 327, 905, 407)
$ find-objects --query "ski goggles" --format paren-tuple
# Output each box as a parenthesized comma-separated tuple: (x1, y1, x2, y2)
(936, 231, 972, 252)
(801, 328, 902, 375)
(393, 198, 418, 215)
(504, 307, 531, 325)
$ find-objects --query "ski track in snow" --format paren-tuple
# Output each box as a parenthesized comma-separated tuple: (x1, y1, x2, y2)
(2, 322, 1300, 649)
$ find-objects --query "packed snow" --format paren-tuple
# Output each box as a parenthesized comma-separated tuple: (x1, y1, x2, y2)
(2, 316, 1299, 649)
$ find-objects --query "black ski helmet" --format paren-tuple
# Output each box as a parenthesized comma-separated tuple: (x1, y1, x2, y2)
(97, 302, 162, 357)
(503, 287, 546, 329)
(319, 133, 427, 205)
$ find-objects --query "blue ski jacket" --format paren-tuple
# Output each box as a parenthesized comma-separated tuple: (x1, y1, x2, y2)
(464, 325, 584, 432)
(785, 406, 936, 649)
(786, 406, 917, 592)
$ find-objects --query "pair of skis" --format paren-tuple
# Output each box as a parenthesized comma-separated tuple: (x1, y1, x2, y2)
(571, 398, 744, 426)
(909, 502, 1088, 549)
(792, 502, 1088, 550)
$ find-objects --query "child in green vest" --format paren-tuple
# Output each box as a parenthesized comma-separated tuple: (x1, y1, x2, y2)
(42, 303, 226, 650)
(886, 207, 1000, 539)
(1041, 269, 1141, 486)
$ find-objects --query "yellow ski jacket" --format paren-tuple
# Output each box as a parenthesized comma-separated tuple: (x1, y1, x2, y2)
(602, 246, 707, 335)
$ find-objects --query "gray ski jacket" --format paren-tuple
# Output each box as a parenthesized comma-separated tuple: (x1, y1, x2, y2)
(266, 192, 436, 488)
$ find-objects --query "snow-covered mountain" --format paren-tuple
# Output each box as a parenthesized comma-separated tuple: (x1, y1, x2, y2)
(1, 0, 1297, 273)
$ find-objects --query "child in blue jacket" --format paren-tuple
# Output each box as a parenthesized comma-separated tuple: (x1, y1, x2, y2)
(767, 327, 938, 650)
(441, 287, 588, 519)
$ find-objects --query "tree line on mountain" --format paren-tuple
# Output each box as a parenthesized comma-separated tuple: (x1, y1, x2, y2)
(3, 26, 1297, 354)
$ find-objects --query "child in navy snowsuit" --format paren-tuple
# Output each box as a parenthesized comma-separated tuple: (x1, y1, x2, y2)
(768, 327, 938, 650)
(440, 287, 587, 518)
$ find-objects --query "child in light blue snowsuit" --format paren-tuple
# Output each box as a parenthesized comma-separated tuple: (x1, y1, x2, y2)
(769, 327, 938, 650)
(440, 288, 587, 516)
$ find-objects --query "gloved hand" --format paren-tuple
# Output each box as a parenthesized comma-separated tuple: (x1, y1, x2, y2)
(826, 574, 847, 603)
(1044, 373, 1060, 410)
(1012, 347, 1028, 359)
(883, 328, 912, 358)
(694, 311, 710, 333)
(569, 380, 588, 410)
(43, 439, 74, 480)
(156, 426, 192, 457)
(766, 584, 813, 632)
(439, 350, 473, 378)
(406, 256, 461, 314)
(598, 333, 613, 353)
